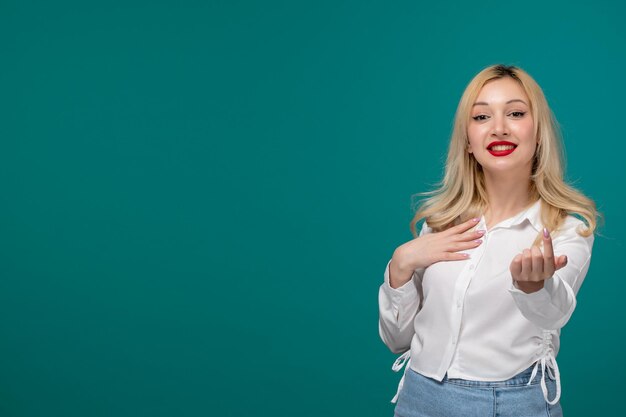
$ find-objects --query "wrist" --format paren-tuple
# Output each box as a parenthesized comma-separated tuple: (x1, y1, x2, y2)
(514, 280, 545, 294)
(389, 259, 413, 289)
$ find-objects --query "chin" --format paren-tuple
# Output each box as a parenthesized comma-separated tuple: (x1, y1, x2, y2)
(479, 160, 533, 176)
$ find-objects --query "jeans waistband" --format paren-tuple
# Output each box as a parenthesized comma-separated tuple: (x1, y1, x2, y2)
(442, 363, 541, 387)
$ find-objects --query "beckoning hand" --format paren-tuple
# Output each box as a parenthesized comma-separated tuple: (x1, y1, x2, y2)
(509, 227, 568, 293)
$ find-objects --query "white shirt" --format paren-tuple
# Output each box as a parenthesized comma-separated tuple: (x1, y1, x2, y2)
(378, 198, 594, 406)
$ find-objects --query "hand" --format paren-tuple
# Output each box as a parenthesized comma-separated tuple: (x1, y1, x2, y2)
(509, 228, 568, 293)
(389, 217, 485, 288)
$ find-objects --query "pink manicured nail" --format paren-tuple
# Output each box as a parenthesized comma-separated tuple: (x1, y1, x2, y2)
(543, 227, 549, 238)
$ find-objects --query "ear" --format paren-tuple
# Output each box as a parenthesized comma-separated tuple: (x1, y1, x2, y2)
(467, 143, 473, 154)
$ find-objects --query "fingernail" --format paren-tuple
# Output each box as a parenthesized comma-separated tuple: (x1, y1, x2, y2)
(564, 255, 568, 263)
(543, 227, 549, 238)
(477, 230, 485, 235)
(472, 217, 480, 222)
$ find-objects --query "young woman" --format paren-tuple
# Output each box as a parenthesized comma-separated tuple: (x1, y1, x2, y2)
(378, 64, 600, 417)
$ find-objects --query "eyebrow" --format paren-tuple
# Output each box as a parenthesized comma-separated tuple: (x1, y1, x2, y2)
(472, 99, 528, 107)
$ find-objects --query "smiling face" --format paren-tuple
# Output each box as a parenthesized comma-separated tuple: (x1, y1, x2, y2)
(467, 77, 536, 177)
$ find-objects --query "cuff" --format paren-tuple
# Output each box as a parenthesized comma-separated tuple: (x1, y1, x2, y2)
(508, 276, 557, 299)
(382, 259, 418, 304)
(508, 281, 551, 303)
(507, 276, 569, 330)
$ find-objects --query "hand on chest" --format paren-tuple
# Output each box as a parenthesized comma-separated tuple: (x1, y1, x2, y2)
(420, 229, 541, 298)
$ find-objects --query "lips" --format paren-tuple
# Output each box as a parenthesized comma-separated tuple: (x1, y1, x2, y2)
(487, 141, 517, 157)
(487, 140, 517, 150)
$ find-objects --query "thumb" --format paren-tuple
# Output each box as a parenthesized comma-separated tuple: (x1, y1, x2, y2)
(555, 255, 568, 271)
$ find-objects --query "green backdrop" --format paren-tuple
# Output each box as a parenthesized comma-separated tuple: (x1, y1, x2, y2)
(2, 0, 623, 416)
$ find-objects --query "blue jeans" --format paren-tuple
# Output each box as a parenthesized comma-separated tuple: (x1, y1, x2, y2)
(394, 364, 563, 417)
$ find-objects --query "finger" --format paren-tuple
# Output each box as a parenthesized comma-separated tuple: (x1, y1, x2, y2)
(441, 217, 481, 237)
(458, 228, 486, 242)
(510, 253, 523, 277)
(437, 251, 471, 262)
(446, 239, 483, 252)
(521, 249, 532, 279)
(542, 227, 555, 265)
(555, 255, 568, 271)
(531, 246, 543, 277)
(543, 245, 555, 276)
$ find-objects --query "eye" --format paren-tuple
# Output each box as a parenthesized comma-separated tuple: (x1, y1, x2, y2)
(472, 115, 488, 121)
(510, 111, 526, 118)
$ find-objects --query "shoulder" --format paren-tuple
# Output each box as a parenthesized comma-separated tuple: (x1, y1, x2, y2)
(553, 214, 594, 253)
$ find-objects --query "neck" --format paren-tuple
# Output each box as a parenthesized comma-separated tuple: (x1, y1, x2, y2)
(482, 167, 535, 220)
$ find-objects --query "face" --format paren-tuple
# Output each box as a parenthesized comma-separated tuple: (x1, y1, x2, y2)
(467, 77, 536, 177)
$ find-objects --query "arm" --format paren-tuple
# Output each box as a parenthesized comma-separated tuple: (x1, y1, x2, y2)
(378, 222, 430, 353)
(508, 217, 595, 330)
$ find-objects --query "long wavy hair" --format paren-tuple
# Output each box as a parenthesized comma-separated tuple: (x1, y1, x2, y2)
(409, 64, 601, 247)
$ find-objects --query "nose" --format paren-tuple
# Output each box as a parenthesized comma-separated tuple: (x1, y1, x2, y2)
(491, 115, 509, 136)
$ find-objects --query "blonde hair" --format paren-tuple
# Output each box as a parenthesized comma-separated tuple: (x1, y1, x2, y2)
(409, 64, 602, 246)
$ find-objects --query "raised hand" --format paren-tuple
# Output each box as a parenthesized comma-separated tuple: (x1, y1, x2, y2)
(389, 217, 485, 289)
(509, 227, 568, 293)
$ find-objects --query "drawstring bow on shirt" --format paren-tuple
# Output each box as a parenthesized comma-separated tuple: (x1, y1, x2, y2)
(527, 329, 561, 405)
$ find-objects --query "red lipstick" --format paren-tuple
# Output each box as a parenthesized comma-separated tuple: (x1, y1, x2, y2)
(487, 141, 517, 157)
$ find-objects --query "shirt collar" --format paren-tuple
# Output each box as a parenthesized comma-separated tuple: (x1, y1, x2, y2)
(482, 198, 543, 232)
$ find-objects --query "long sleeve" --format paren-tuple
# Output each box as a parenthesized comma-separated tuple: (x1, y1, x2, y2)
(378, 222, 430, 354)
(507, 217, 595, 330)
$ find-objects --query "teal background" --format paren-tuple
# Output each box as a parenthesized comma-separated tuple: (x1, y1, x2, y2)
(1, 1, 623, 416)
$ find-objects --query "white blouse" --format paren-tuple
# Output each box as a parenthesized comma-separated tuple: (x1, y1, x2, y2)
(378, 198, 594, 406)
